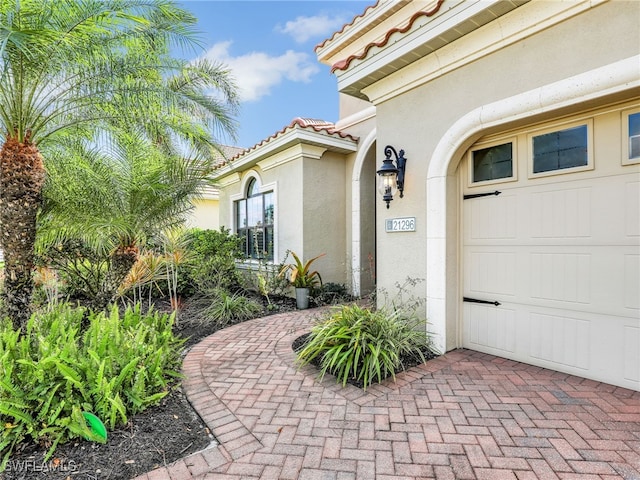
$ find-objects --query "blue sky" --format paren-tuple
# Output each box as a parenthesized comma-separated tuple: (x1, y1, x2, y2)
(176, 1, 371, 149)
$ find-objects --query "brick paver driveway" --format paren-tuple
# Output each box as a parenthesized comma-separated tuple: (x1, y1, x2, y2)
(136, 308, 640, 480)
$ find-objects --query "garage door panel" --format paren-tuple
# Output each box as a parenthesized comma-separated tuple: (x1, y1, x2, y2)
(529, 311, 590, 370)
(464, 160, 640, 389)
(463, 303, 516, 353)
(467, 244, 638, 317)
(527, 307, 639, 388)
(530, 186, 592, 239)
(468, 192, 517, 240)
(526, 175, 639, 245)
(530, 252, 591, 304)
(625, 181, 640, 237)
(465, 175, 639, 246)
(624, 254, 640, 310)
(624, 326, 640, 383)
(466, 250, 517, 298)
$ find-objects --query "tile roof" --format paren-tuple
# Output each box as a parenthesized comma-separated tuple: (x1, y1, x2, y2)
(213, 117, 358, 170)
(329, 0, 444, 73)
(314, 0, 382, 52)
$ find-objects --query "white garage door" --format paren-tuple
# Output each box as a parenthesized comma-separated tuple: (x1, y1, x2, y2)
(462, 115, 640, 390)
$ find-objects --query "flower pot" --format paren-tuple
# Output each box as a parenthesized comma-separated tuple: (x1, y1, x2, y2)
(295, 287, 310, 310)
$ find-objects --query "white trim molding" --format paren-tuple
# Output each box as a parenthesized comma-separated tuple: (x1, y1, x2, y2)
(425, 55, 640, 354)
(360, 0, 603, 105)
(350, 128, 377, 297)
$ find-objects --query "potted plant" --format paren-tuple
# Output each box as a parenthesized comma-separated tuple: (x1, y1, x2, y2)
(279, 251, 325, 309)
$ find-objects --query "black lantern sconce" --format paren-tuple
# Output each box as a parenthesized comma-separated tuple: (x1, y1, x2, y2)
(376, 145, 407, 209)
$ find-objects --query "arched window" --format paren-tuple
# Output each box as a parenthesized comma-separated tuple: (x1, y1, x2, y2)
(235, 177, 274, 260)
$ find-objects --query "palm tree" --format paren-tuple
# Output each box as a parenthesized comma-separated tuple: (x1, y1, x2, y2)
(38, 129, 222, 310)
(0, 0, 237, 327)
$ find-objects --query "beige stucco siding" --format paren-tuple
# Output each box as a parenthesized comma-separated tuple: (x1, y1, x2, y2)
(335, 111, 377, 295)
(302, 152, 346, 285)
(216, 149, 349, 287)
(371, 1, 640, 323)
(188, 198, 220, 230)
(271, 161, 304, 263)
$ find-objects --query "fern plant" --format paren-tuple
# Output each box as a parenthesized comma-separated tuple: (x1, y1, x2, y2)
(0, 303, 183, 469)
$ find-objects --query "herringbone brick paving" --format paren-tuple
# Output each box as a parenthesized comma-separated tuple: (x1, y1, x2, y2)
(135, 308, 640, 480)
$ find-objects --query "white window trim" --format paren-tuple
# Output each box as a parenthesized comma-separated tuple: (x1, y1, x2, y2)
(622, 107, 640, 166)
(467, 137, 518, 188)
(527, 118, 594, 179)
(230, 170, 279, 264)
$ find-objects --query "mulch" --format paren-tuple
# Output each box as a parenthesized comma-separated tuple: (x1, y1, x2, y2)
(2, 295, 298, 480)
(3, 294, 428, 480)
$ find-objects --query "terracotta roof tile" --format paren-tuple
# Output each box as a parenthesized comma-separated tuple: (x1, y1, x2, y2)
(330, 0, 444, 73)
(314, 1, 381, 52)
(213, 118, 358, 170)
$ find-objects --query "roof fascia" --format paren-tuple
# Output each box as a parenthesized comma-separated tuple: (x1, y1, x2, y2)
(316, 0, 409, 65)
(333, 0, 531, 100)
(212, 126, 357, 181)
(360, 0, 598, 105)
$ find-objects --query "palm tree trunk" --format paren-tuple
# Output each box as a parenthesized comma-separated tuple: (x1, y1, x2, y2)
(91, 246, 138, 312)
(0, 135, 45, 329)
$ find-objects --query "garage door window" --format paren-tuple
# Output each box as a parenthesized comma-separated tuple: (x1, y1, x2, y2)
(627, 111, 640, 163)
(471, 142, 513, 183)
(532, 124, 589, 175)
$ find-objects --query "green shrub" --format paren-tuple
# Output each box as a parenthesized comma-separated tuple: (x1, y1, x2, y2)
(242, 254, 291, 311)
(191, 287, 262, 327)
(183, 228, 244, 294)
(312, 282, 351, 306)
(35, 238, 110, 305)
(295, 304, 435, 390)
(0, 303, 183, 468)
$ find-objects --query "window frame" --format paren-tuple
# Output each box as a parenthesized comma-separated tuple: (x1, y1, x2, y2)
(467, 137, 518, 187)
(622, 107, 640, 166)
(233, 173, 276, 262)
(527, 119, 594, 178)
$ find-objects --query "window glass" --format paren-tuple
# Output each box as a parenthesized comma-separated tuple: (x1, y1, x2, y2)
(247, 195, 262, 227)
(247, 178, 259, 196)
(629, 112, 640, 160)
(236, 199, 246, 228)
(264, 192, 274, 225)
(234, 177, 274, 260)
(473, 142, 513, 182)
(533, 124, 588, 174)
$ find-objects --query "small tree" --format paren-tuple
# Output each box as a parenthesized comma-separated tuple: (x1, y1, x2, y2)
(0, 0, 238, 328)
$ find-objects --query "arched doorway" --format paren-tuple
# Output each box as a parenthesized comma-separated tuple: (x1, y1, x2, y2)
(351, 131, 377, 297)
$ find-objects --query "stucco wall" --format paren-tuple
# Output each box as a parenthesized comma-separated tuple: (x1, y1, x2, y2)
(188, 198, 220, 230)
(302, 152, 346, 285)
(216, 147, 349, 288)
(369, 1, 639, 331)
(335, 111, 378, 296)
(339, 94, 373, 121)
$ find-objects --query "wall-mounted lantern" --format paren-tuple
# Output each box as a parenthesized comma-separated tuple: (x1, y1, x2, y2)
(376, 145, 407, 209)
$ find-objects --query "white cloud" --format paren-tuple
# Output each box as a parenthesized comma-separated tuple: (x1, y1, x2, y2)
(201, 41, 319, 102)
(276, 14, 350, 44)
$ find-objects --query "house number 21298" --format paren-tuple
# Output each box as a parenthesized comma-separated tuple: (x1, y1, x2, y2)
(385, 217, 416, 232)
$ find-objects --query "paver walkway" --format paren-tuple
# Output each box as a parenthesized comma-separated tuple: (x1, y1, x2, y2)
(135, 308, 640, 480)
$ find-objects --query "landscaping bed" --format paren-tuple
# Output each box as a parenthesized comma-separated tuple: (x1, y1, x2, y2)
(2, 295, 298, 480)
(292, 331, 439, 390)
(3, 387, 211, 480)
